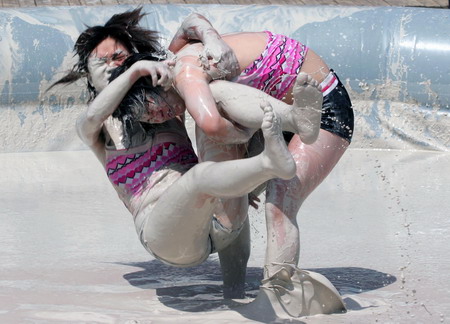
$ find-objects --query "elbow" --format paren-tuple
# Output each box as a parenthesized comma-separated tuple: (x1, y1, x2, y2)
(199, 118, 226, 138)
(84, 111, 98, 125)
(76, 112, 102, 147)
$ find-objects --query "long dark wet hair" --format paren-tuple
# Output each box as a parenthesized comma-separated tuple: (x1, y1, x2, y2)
(109, 52, 167, 148)
(50, 7, 166, 100)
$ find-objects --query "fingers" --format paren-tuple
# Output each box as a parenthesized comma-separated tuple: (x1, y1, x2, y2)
(139, 61, 174, 90)
(202, 42, 240, 78)
(260, 100, 272, 112)
(225, 52, 240, 78)
(155, 66, 172, 90)
(200, 48, 211, 70)
(164, 59, 176, 67)
(148, 68, 159, 87)
(248, 193, 261, 209)
(249, 201, 259, 209)
(208, 50, 221, 64)
(203, 45, 220, 63)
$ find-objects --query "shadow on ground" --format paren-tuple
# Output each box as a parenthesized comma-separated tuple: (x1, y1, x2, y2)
(118, 258, 396, 318)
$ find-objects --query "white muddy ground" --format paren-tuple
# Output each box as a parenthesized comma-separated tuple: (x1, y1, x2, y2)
(0, 147, 449, 323)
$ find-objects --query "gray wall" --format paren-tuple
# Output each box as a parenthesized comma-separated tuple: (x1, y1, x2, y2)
(0, 5, 449, 152)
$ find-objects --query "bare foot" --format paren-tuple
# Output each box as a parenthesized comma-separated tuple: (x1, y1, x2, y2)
(260, 103, 296, 180)
(290, 72, 323, 144)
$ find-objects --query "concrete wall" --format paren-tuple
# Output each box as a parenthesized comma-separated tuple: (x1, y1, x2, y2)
(0, 4, 449, 152)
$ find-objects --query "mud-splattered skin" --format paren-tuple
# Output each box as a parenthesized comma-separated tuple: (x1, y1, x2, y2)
(265, 133, 349, 272)
(88, 37, 131, 93)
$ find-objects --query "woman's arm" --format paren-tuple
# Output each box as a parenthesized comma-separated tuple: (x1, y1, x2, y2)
(173, 55, 252, 144)
(77, 60, 173, 158)
(168, 13, 239, 79)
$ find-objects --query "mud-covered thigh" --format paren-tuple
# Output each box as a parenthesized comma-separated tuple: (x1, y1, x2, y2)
(136, 166, 217, 267)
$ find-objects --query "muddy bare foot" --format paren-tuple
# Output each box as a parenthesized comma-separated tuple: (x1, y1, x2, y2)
(290, 72, 323, 144)
(260, 103, 296, 180)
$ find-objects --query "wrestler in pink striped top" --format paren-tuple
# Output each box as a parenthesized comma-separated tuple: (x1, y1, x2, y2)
(106, 142, 198, 197)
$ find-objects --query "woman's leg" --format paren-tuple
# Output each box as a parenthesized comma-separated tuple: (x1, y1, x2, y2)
(142, 105, 296, 266)
(218, 217, 251, 299)
(196, 115, 252, 299)
(201, 76, 322, 296)
(194, 105, 296, 197)
(264, 130, 350, 278)
(210, 73, 323, 144)
(196, 125, 250, 230)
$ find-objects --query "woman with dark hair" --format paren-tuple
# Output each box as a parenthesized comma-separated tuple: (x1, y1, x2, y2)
(53, 8, 164, 98)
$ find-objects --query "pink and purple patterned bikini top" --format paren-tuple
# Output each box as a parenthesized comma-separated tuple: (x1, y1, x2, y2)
(234, 31, 308, 100)
(106, 140, 198, 198)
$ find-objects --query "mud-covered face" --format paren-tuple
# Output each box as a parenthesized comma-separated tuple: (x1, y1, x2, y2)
(87, 37, 130, 92)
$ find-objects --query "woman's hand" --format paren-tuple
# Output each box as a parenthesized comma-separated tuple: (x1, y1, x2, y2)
(78, 60, 174, 150)
(200, 34, 240, 80)
(248, 193, 261, 209)
(169, 13, 240, 80)
(133, 60, 175, 91)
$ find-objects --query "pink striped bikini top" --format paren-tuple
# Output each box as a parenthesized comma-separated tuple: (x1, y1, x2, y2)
(234, 31, 308, 100)
(106, 138, 198, 198)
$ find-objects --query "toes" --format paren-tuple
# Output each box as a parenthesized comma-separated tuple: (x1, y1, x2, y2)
(296, 72, 309, 85)
(296, 73, 321, 89)
(262, 101, 274, 113)
(260, 100, 274, 112)
(305, 74, 314, 84)
(317, 82, 323, 92)
(263, 111, 275, 123)
(264, 106, 274, 116)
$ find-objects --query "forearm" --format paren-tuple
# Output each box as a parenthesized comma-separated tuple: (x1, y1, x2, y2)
(169, 13, 219, 53)
(176, 71, 252, 144)
(85, 68, 139, 124)
(76, 68, 137, 146)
